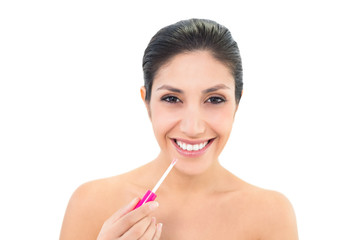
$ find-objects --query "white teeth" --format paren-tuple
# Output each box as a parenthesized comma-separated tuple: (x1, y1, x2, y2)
(175, 140, 209, 151)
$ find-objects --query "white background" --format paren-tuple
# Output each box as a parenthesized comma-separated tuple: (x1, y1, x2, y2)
(0, 0, 359, 239)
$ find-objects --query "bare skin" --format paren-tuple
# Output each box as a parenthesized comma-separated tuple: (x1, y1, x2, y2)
(60, 159, 298, 239)
(60, 51, 298, 239)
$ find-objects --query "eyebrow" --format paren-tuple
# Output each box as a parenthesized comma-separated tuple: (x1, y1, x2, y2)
(156, 85, 183, 93)
(202, 84, 230, 94)
(156, 84, 230, 94)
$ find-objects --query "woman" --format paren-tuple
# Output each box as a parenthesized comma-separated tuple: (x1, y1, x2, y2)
(60, 19, 298, 240)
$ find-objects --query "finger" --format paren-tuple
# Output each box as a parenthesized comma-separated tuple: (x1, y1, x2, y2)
(112, 201, 159, 237)
(153, 223, 163, 240)
(109, 197, 140, 224)
(138, 217, 157, 239)
(118, 215, 152, 239)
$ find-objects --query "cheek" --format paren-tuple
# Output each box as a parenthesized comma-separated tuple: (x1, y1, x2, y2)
(205, 105, 235, 137)
(150, 103, 178, 140)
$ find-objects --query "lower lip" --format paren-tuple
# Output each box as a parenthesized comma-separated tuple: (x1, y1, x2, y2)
(171, 139, 214, 158)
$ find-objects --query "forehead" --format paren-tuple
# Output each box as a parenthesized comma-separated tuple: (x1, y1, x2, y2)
(153, 51, 235, 90)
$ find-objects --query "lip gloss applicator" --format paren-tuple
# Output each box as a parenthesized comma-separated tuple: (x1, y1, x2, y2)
(133, 158, 178, 209)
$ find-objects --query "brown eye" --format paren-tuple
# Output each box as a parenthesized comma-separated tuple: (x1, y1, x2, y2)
(206, 96, 226, 104)
(161, 96, 181, 103)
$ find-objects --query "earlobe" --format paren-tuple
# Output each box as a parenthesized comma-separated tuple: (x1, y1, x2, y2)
(140, 86, 146, 102)
(140, 86, 151, 118)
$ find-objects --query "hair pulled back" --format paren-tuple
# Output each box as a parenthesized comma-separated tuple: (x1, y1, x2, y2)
(143, 18, 243, 104)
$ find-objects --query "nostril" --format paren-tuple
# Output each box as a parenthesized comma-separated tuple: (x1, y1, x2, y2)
(179, 117, 206, 137)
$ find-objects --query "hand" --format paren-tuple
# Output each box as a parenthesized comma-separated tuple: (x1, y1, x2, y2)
(97, 197, 162, 240)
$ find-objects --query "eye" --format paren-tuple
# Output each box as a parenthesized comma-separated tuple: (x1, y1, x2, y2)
(161, 95, 182, 104)
(206, 96, 226, 104)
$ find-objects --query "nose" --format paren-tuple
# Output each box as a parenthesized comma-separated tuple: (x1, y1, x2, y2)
(179, 105, 206, 138)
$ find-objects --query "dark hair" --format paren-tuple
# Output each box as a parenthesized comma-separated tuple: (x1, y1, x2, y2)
(143, 18, 243, 104)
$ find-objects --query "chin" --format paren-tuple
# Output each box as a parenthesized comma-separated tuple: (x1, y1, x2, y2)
(171, 153, 217, 176)
(162, 138, 220, 174)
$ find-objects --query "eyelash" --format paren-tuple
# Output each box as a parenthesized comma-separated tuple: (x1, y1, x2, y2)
(161, 95, 182, 104)
(206, 96, 226, 104)
(161, 95, 226, 104)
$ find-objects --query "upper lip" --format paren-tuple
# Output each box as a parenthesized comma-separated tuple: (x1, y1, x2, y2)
(172, 138, 214, 144)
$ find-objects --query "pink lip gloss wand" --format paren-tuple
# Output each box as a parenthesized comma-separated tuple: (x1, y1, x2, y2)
(133, 158, 178, 209)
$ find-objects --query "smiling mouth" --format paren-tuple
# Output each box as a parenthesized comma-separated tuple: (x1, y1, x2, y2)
(174, 139, 210, 151)
(171, 138, 215, 156)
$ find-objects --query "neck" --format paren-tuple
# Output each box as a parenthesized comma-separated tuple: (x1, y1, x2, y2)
(151, 153, 228, 196)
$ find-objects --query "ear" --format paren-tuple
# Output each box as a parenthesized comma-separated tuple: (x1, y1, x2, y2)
(140, 86, 151, 118)
(140, 86, 146, 102)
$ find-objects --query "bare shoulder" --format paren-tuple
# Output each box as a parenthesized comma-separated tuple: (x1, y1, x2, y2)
(59, 174, 136, 240)
(234, 182, 298, 240)
(259, 189, 298, 240)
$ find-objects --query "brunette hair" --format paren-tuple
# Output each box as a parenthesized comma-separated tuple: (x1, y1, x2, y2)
(143, 18, 243, 104)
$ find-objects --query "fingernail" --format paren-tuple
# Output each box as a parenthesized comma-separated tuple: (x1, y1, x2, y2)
(157, 223, 163, 231)
(149, 201, 159, 210)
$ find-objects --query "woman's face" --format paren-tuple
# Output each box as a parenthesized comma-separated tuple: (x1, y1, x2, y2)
(142, 51, 238, 175)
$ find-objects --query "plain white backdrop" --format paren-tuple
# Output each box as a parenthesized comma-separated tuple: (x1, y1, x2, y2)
(0, 0, 359, 239)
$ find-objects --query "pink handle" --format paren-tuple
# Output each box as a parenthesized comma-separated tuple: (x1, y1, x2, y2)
(133, 190, 157, 210)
